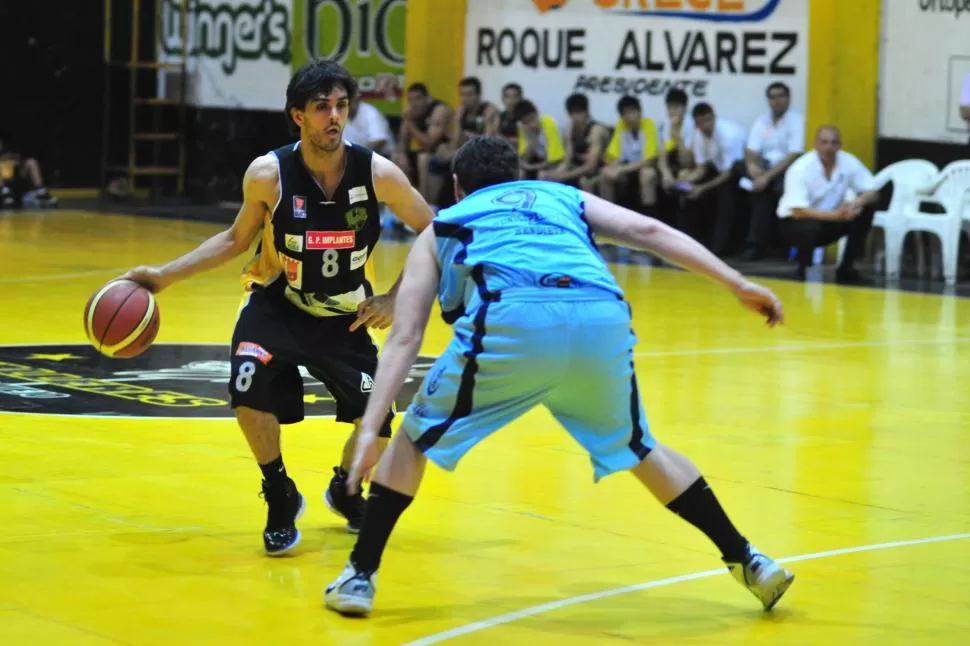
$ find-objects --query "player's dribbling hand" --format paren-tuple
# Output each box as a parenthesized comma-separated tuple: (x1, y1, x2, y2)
(734, 280, 784, 327)
(350, 294, 394, 331)
(347, 430, 382, 495)
(119, 266, 168, 293)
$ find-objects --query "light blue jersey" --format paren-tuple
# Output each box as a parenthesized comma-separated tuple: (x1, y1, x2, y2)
(401, 180, 655, 482)
(432, 180, 624, 322)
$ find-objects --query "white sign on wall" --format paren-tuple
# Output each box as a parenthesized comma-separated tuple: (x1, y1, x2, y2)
(880, 0, 970, 144)
(157, 0, 292, 110)
(464, 0, 809, 132)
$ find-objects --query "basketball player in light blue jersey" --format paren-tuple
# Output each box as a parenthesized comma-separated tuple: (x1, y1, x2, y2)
(325, 136, 793, 616)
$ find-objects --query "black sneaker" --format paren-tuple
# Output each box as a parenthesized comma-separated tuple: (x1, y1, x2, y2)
(324, 466, 366, 534)
(260, 477, 305, 556)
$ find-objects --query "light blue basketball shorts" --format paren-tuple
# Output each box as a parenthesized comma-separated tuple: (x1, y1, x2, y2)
(400, 292, 655, 482)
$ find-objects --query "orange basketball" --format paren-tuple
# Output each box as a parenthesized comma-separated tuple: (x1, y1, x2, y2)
(83, 279, 160, 358)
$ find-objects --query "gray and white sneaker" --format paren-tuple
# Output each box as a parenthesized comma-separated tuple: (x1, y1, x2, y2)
(726, 545, 794, 610)
(324, 561, 378, 616)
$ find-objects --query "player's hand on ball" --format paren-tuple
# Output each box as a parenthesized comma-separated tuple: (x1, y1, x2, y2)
(119, 266, 168, 293)
(350, 294, 394, 331)
(347, 431, 382, 495)
(734, 280, 784, 327)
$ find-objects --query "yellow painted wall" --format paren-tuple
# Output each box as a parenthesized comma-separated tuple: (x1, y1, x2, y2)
(807, 0, 882, 168)
(403, 0, 467, 106)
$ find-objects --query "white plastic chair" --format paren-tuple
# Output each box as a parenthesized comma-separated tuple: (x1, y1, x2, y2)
(836, 159, 940, 269)
(883, 160, 970, 285)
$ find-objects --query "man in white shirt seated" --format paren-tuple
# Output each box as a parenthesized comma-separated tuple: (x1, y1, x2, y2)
(676, 102, 747, 255)
(343, 96, 395, 157)
(777, 126, 883, 284)
(738, 82, 805, 260)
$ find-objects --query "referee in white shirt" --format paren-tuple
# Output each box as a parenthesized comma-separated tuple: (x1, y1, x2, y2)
(776, 126, 884, 284)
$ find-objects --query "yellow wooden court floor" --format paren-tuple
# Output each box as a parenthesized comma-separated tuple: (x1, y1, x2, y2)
(1, 209, 968, 645)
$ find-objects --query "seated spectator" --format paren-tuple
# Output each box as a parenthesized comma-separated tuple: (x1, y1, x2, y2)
(0, 135, 57, 208)
(436, 77, 500, 168)
(599, 95, 660, 214)
(539, 93, 609, 191)
(676, 103, 746, 254)
(392, 82, 452, 207)
(514, 100, 565, 178)
(776, 126, 883, 284)
(454, 76, 500, 142)
(737, 82, 805, 260)
(343, 96, 394, 156)
(498, 83, 523, 147)
(657, 88, 695, 188)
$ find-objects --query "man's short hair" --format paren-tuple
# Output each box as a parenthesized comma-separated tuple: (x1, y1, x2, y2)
(407, 82, 429, 95)
(766, 82, 790, 97)
(453, 136, 520, 195)
(565, 93, 589, 115)
(617, 95, 641, 114)
(691, 102, 715, 119)
(512, 100, 539, 122)
(459, 77, 482, 94)
(665, 88, 688, 107)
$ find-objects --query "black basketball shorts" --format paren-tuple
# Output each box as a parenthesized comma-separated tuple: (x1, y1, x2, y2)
(228, 287, 393, 437)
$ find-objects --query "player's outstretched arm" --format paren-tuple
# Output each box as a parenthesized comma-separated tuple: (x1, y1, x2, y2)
(120, 155, 276, 293)
(581, 191, 784, 326)
(356, 227, 439, 444)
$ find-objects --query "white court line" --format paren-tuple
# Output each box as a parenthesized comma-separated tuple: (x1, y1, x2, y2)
(634, 337, 970, 358)
(405, 532, 970, 645)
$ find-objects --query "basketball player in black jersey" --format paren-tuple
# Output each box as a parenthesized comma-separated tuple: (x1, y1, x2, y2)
(392, 83, 452, 208)
(540, 93, 609, 191)
(429, 77, 499, 202)
(120, 60, 434, 555)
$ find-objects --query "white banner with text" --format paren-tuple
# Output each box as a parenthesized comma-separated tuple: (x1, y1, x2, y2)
(464, 0, 808, 131)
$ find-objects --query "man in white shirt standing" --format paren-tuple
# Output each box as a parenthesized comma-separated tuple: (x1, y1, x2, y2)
(676, 103, 747, 255)
(777, 126, 882, 283)
(739, 82, 805, 260)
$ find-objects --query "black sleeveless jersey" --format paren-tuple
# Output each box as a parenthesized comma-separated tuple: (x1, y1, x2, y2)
(267, 140, 382, 317)
(459, 102, 493, 139)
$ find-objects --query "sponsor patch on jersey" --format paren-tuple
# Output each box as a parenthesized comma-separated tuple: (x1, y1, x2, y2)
(360, 372, 374, 393)
(235, 342, 273, 365)
(348, 185, 368, 204)
(345, 207, 368, 232)
(306, 231, 356, 249)
(284, 234, 303, 252)
(350, 247, 369, 270)
(278, 252, 302, 288)
(293, 195, 307, 219)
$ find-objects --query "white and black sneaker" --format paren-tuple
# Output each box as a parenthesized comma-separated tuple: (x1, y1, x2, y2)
(324, 561, 377, 616)
(260, 477, 305, 556)
(725, 544, 794, 610)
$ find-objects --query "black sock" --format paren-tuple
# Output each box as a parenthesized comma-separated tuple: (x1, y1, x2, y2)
(666, 477, 749, 562)
(259, 455, 287, 484)
(350, 482, 413, 574)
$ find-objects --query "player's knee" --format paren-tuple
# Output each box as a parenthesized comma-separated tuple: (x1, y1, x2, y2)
(639, 166, 658, 185)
